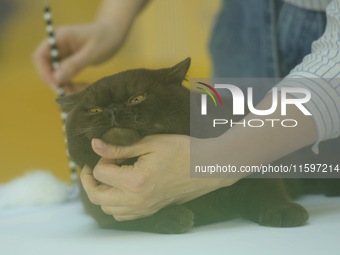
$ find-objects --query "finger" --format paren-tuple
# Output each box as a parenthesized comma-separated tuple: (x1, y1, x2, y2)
(91, 186, 125, 206)
(63, 82, 89, 95)
(114, 214, 147, 222)
(100, 206, 149, 221)
(101, 205, 155, 217)
(81, 165, 127, 205)
(32, 39, 57, 90)
(92, 158, 135, 188)
(80, 165, 116, 203)
(53, 45, 92, 84)
(80, 165, 99, 190)
(91, 138, 149, 160)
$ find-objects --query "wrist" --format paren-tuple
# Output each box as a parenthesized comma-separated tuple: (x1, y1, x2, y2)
(96, 0, 148, 28)
(190, 137, 244, 190)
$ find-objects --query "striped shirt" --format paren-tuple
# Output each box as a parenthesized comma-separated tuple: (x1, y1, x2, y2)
(284, 0, 332, 10)
(277, 0, 340, 153)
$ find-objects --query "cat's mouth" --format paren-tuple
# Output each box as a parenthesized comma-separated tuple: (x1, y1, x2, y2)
(100, 128, 142, 146)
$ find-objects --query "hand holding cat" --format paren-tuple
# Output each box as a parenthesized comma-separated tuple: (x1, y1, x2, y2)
(80, 93, 319, 222)
(80, 134, 233, 221)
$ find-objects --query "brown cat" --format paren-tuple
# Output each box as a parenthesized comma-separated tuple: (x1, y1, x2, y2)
(57, 58, 339, 233)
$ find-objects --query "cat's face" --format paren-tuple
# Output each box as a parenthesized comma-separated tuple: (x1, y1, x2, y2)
(57, 58, 191, 167)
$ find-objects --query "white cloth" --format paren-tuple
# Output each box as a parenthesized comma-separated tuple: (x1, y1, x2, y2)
(1, 195, 340, 255)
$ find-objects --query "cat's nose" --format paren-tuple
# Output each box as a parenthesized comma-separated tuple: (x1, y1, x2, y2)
(107, 107, 118, 117)
(107, 107, 118, 126)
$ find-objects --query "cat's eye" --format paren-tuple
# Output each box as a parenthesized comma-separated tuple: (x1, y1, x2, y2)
(88, 107, 103, 114)
(129, 94, 146, 105)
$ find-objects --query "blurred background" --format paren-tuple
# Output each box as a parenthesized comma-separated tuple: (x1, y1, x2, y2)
(0, 0, 219, 183)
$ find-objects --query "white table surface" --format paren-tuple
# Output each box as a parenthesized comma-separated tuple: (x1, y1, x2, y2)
(1, 195, 339, 255)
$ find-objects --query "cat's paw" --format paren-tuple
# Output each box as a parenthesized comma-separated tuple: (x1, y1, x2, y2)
(258, 202, 309, 227)
(153, 206, 194, 234)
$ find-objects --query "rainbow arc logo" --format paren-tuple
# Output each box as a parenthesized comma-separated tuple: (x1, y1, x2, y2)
(195, 82, 223, 115)
(195, 82, 223, 106)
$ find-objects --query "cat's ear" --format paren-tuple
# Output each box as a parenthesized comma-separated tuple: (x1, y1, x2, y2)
(167, 57, 191, 83)
(55, 91, 83, 112)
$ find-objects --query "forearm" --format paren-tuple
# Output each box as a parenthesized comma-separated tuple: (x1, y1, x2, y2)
(200, 94, 317, 188)
(230, 95, 315, 162)
(96, 0, 149, 25)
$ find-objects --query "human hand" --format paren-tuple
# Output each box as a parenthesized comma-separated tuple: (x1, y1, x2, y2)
(32, 21, 128, 92)
(80, 135, 237, 221)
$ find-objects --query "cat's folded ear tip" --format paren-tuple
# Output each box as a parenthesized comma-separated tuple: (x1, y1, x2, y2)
(184, 57, 191, 63)
(179, 57, 191, 68)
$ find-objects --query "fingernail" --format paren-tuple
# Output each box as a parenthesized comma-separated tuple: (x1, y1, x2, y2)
(93, 138, 106, 149)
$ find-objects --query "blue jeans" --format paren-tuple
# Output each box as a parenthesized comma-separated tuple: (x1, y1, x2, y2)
(209, 0, 327, 104)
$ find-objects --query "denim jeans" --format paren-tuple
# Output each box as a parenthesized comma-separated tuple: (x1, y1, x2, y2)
(209, 0, 327, 104)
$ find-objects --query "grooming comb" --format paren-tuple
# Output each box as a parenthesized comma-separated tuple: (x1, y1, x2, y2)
(43, 1, 78, 197)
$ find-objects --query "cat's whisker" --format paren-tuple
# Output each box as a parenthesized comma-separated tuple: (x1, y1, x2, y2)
(69, 129, 96, 140)
(68, 123, 109, 140)
(68, 127, 93, 136)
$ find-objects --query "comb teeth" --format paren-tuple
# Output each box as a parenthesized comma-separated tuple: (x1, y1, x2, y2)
(44, 6, 60, 63)
(43, 2, 78, 195)
(43, 3, 63, 96)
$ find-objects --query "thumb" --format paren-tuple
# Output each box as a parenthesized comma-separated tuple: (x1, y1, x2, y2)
(91, 138, 147, 159)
